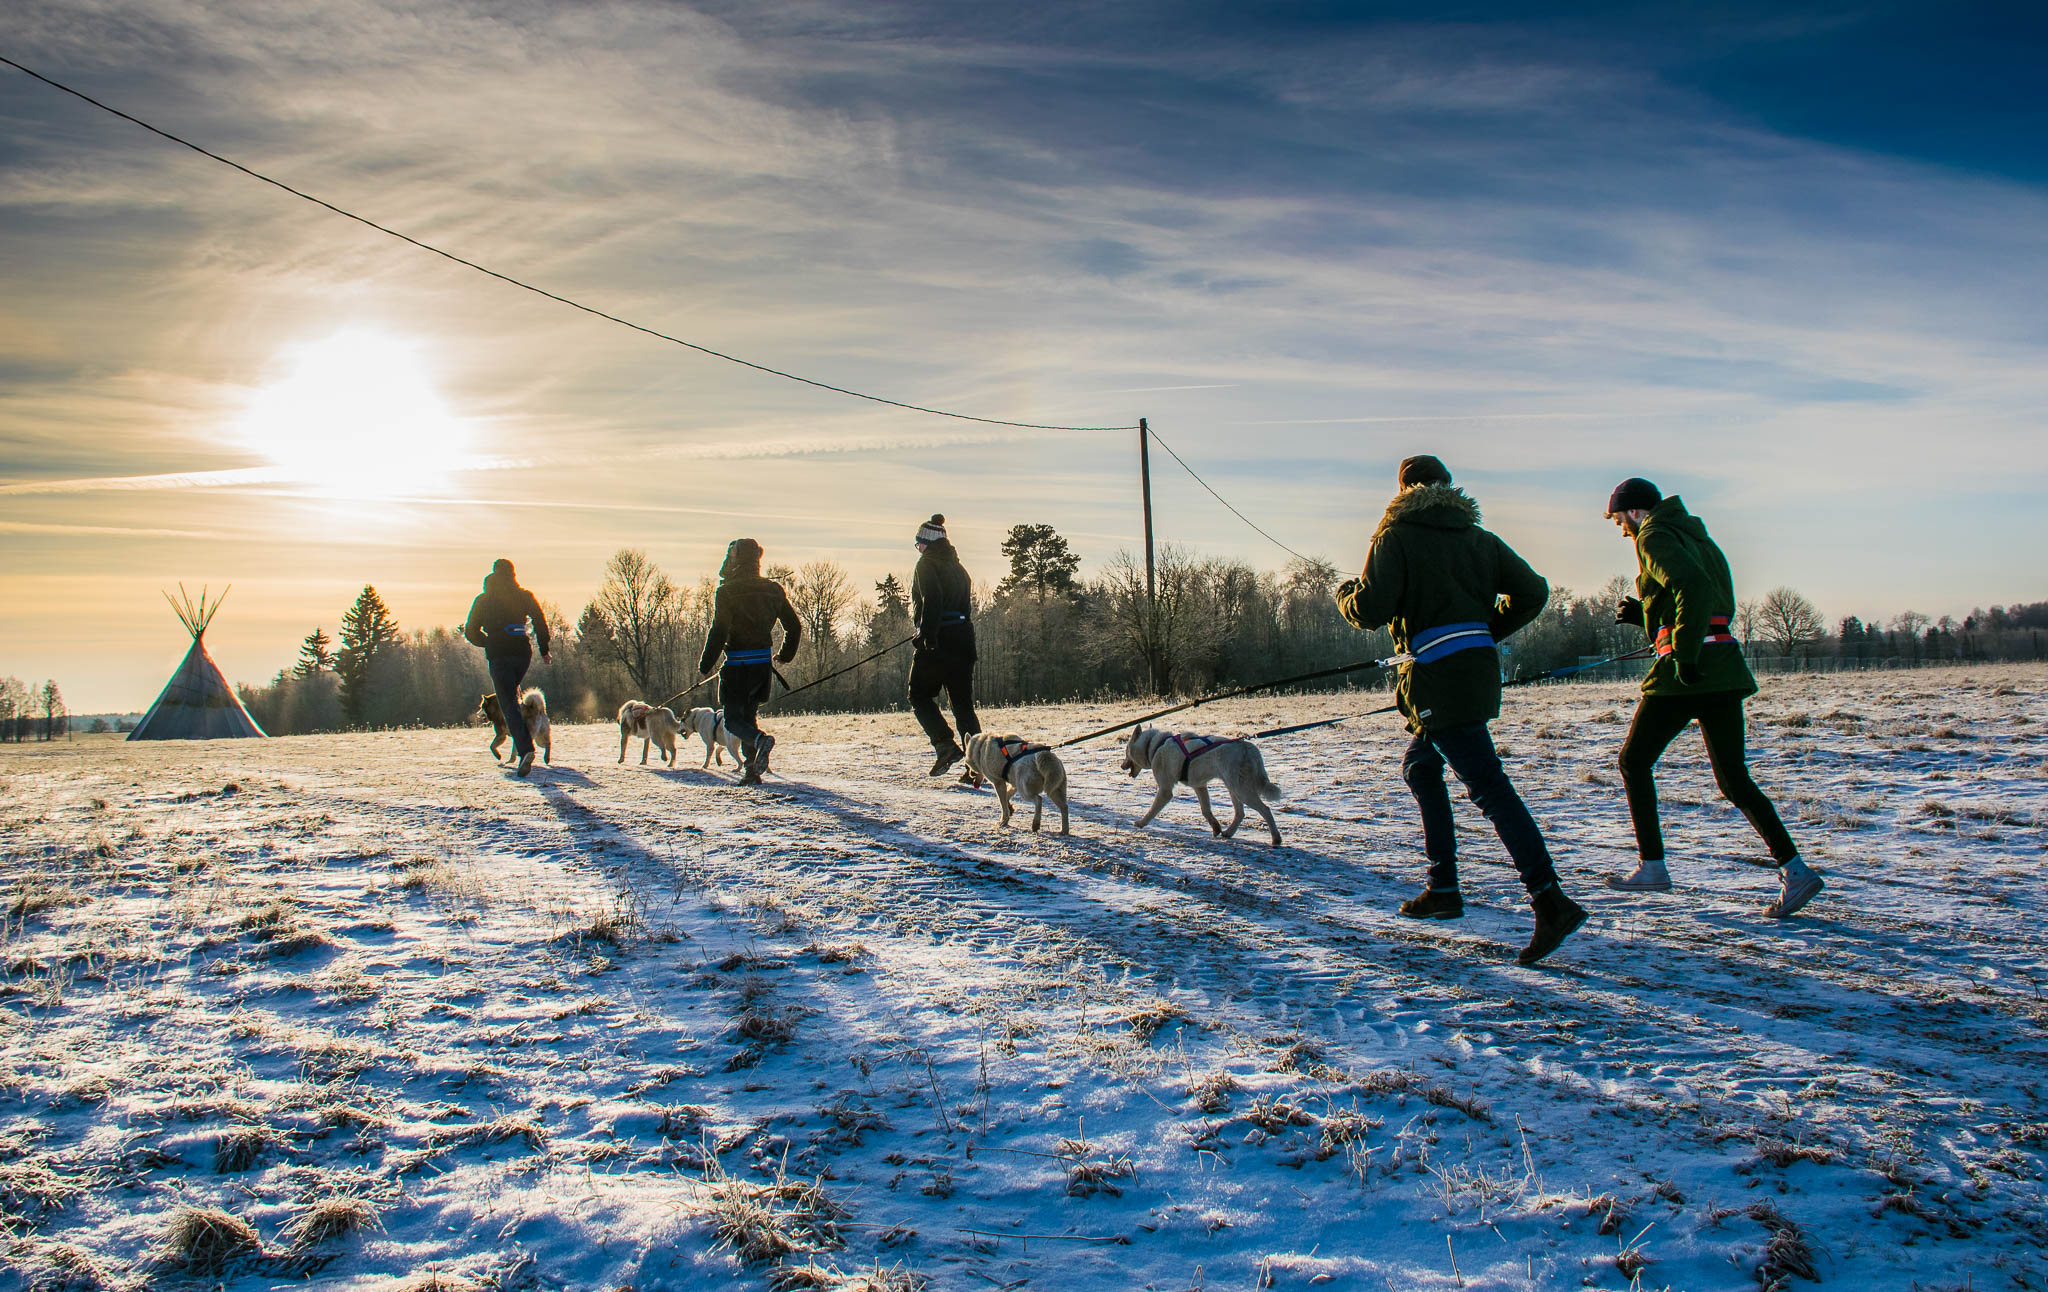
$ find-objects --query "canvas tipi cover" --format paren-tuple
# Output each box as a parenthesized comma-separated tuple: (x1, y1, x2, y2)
(128, 586, 265, 740)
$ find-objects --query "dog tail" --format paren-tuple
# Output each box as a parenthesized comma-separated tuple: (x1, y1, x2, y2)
(1248, 745, 1282, 800)
(520, 688, 548, 716)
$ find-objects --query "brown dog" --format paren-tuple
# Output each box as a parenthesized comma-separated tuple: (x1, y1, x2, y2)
(480, 689, 552, 765)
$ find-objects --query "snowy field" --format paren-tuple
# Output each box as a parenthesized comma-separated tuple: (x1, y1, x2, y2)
(3, 665, 2045, 1292)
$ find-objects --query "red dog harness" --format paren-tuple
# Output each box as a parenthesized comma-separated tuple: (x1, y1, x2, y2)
(1170, 733, 1240, 783)
(1654, 615, 1738, 657)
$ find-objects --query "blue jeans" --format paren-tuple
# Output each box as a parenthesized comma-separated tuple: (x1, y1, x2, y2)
(488, 655, 533, 756)
(1401, 722, 1558, 897)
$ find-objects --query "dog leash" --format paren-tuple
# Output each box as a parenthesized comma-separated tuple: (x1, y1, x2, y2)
(656, 673, 720, 713)
(764, 634, 917, 708)
(1050, 652, 1408, 748)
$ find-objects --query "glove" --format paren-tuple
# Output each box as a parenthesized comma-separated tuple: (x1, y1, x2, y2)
(1335, 577, 1361, 603)
(1615, 596, 1642, 626)
(1674, 659, 1702, 687)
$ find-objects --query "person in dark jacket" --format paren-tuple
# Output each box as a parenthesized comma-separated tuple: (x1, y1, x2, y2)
(463, 558, 551, 776)
(907, 514, 982, 779)
(1604, 477, 1823, 917)
(1336, 455, 1587, 965)
(697, 539, 801, 785)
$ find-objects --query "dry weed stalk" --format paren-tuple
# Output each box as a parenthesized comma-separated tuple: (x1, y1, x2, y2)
(213, 1124, 284, 1173)
(699, 1153, 846, 1265)
(279, 1195, 383, 1250)
(152, 1206, 262, 1275)
(1185, 1071, 1240, 1114)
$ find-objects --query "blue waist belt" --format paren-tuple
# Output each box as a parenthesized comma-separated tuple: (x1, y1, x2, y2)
(935, 611, 970, 624)
(504, 623, 528, 636)
(724, 649, 772, 666)
(1410, 621, 1496, 664)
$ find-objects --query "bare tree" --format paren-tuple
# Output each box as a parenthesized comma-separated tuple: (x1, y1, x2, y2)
(1734, 597, 1762, 646)
(1889, 609, 1930, 639)
(1098, 545, 1217, 694)
(588, 549, 683, 698)
(38, 679, 65, 741)
(1757, 586, 1825, 657)
(789, 560, 855, 675)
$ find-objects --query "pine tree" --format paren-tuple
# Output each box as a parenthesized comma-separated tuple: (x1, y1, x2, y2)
(996, 524, 1081, 603)
(294, 627, 334, 678)
(335, 587, 400, 727)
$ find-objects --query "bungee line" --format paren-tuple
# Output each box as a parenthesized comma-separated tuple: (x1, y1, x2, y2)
(0, 54, 1138, 435)
(765, 634, 918, 707)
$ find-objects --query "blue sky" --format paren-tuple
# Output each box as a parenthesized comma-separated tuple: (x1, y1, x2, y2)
(1, 1, 2044, 708)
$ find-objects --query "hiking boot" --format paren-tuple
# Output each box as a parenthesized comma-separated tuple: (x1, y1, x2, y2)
(1763, 857, 1824, 918)
(1605, 859, 1672, 892)
(740, 733, 775, 785)
(1518, 884, 1588, 966)
(928, 743, 964, 778)
(958, 767, 983, 787)
(516, 749, 535, 777)
(1398, 888, 1464, 921)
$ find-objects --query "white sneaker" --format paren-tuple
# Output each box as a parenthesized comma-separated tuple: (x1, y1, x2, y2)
(1605, 859, 1672, 892)
(1763, 857, 1824, 918)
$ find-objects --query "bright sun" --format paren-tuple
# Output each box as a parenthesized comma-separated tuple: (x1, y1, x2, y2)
(239, 330, 474, 496)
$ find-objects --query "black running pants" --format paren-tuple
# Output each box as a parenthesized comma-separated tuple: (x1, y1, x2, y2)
(718, 663, 775, 758)
(1619, 691, 1797, 863)
(487, 655, 533, 757)
(908, 647, 980, 751)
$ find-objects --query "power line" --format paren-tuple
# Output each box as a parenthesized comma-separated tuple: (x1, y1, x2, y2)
(1142, 423, 1314, 563)
(0, 53, 1140, 435)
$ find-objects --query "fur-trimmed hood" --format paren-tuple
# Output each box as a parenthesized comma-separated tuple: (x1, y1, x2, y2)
(1374, 483, 1481, 538)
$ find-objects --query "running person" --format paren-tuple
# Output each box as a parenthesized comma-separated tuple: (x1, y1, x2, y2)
(1603, 477, 1823, 916)
(1337, 455, 1588, 965)
(697, 539, 801, 785)
(907, 514, 982, 779)
(463, 558, 551, 777)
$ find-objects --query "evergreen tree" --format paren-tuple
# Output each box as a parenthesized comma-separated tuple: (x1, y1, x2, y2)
(335, 586, 400, 727)
(294, 627, 334, 678)
(997, 524, 1081, 603)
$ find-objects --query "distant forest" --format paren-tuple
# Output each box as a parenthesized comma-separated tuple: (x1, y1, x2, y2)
(230, 525, 2048, 736)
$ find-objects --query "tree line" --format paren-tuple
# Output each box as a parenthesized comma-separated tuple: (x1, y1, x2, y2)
(230, 527, 2047, 736)
(0, 677, 67, 742)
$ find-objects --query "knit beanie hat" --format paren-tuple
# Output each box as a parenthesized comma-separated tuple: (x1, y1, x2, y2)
(1605, 478, 1662, 516)
(720, 538, 763, 579)
(1397, 455, 1452, 488)
(915, 514, 947, 546)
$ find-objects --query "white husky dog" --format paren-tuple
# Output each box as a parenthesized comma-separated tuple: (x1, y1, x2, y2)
(964, 733, 1070, 834)
(683, 706, 744, 769)
(617, 700, 682, 766)
(1121, 725, 1283, 845)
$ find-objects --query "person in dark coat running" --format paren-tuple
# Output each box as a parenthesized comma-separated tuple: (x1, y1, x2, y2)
(907, 514, 983, 779)
(1336, 455, 1587, 966)
(697, 539, 801, 785)
(1604, 477, 1823, 917)
(463, 558, 551, 776)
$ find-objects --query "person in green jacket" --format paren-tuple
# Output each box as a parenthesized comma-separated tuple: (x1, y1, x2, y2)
(1604, 477, 1823, 917)
(1337, 455, 1588, 966)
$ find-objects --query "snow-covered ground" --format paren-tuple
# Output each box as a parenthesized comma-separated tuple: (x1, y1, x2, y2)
(3, 665, 2044, 1292)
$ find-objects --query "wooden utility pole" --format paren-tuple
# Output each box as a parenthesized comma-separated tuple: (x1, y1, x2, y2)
(1138, 418, 1156, 606)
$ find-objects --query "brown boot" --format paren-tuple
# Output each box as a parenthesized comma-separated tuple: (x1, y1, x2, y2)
(1517, 883, 1587, 966)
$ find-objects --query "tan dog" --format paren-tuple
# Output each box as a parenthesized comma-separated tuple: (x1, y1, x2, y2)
(683, 707, 743, 769)
(964, 733, 1070, 834)
(616, 700, 681, 766)
(480, 689, 551, 765)
(1121, 725, 1282, 845)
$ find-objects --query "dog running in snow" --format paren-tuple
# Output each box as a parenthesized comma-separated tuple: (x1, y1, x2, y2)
(616, 700, 682, 766)
(479, 689, 551, 765)
(1121, 724, 1283, 845)
(963, 732, 1070, 834)
(683, 706, 745, 769)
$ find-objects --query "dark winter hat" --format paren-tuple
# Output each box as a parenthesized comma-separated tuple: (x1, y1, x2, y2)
(720, 538, 763, 578)
(491, 558, 514, 578)
(915, 514, 947, 546)
(1605, 478, 1662, 516)
(1397, 454, 1452, 488)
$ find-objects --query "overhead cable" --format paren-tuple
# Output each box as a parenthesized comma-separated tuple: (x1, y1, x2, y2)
(1143, 424, 1314, 563)
(0, 54, 1139, 434)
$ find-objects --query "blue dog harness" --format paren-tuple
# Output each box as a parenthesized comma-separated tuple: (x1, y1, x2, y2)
(1409, 621, 1496, 664)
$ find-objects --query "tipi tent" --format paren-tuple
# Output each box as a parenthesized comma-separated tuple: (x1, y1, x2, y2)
(128, 585, 266, 740)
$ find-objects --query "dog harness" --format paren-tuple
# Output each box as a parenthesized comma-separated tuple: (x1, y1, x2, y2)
(723, 648, 772, 666)
(1409, 621, 1495, 664)
(1170, 733, 1241, 783)
(1654, 616, 1738, 658)
(996, 738, 1048, 777)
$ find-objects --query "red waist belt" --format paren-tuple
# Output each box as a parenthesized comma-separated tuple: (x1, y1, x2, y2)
(1655, 616, 1736, 657)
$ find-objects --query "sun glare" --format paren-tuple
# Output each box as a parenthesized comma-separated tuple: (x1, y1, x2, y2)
(239, 330, 474, 496)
